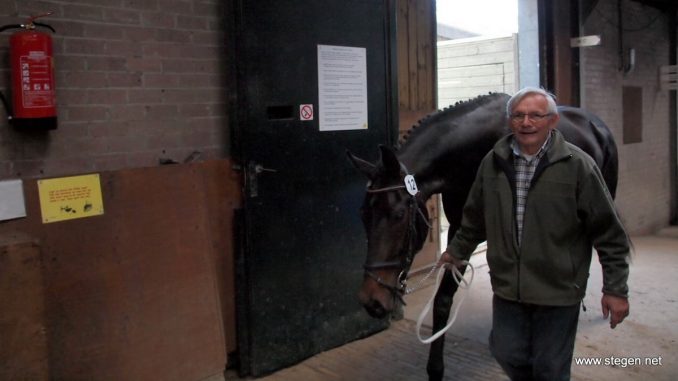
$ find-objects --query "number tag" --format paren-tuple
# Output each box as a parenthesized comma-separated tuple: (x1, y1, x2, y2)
(404, 175, 418, 196)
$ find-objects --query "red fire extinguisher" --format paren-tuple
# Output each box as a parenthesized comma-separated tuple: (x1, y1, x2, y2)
(0, 12, 57, 130)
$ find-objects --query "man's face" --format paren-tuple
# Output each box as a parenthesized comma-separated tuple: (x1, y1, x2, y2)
(509, 93, 559, 155)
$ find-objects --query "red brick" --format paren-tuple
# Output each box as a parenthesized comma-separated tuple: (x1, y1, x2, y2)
(50, 21, 86, 38)
(105, 40, 143, 56)
(177, 15, 208, 30)
(93, 153, 129, 172)
(155, 29, 192, 43)
(65, 106, 108, 122)
(123, 26, 156, 41)
(128, 89, 163, 104)
(144, 104, 179, 120)
(63, 4, 104, 21)
(141, 12, 175, 28)
(108, 104, 145, 121)
(87, 89, 128, 105)
(104, 8, 141, 25)
(86, 57, 127, 71)
(64, 39, 108, 55)
(126, 57, 162, 72)
(59, 71, 109, 88)
(162, 0, 192, 14)
(143, 73, 181, 88)
(124, 0, 158, 11)
(107, 72, 143, 88)
(83, 23, 125, 39)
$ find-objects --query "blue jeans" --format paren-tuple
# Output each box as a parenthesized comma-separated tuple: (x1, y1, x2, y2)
(489, 295, 581, 381)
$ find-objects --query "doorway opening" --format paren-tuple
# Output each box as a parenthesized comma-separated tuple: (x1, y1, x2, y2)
(435, 0, 519, 247)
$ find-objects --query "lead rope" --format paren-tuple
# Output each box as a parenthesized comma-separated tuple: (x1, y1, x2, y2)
(415, 259, 474, 344)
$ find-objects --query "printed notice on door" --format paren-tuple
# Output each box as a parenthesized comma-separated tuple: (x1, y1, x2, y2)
(38, 174, 104, 223)
(317, 45, 368, 131)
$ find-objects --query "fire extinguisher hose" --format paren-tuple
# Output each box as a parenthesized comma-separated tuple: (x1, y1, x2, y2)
(0, 24, 22, 33)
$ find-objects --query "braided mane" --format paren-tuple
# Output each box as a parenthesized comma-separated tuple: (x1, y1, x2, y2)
(397, 92, 507, 149)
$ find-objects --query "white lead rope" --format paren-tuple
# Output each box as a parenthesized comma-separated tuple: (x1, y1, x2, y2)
(415, 260, 474, 344)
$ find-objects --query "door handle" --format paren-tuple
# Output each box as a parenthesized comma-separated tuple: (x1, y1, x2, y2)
(254, 164, 277, 174)
(247, 162, 277, 198)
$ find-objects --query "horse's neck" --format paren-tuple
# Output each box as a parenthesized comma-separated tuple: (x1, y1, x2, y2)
(397, 131, 483, 200)
(397, 121, 505, 201)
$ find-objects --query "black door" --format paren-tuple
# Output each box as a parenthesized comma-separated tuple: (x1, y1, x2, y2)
(234, 0, 398, 376)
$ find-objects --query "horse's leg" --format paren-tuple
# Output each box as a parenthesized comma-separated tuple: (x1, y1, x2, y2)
(426, 266, 465, 381)
(427, 190, 468, 380)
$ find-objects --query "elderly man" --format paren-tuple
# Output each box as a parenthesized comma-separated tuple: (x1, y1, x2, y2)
(440, 87, 630, 381)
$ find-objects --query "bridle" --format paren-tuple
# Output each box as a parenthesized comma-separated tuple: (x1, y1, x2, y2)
(362, 173, 431, 305)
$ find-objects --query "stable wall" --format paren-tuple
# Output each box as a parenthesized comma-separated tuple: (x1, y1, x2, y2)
(0, 1, 233, 179)
(579, 0, 673, 234)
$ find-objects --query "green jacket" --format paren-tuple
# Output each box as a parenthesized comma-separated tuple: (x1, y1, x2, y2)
(448, 130, 630, 306)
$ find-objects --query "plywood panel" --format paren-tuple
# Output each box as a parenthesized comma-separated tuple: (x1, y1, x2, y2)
(0, 160, 240, 380)
(0, 234, 48, 380)
(397, 0, 439, 271)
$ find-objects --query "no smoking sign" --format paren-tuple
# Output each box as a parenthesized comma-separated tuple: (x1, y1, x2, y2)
(300, 104, 314, 121)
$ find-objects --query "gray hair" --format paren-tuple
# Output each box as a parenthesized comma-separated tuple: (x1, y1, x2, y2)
(506, 87, 558, 117)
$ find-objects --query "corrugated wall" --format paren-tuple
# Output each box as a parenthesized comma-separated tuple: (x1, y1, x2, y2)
(437, 34, 518, 108)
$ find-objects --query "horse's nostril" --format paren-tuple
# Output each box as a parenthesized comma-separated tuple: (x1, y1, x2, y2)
(364, 300, 388, 319)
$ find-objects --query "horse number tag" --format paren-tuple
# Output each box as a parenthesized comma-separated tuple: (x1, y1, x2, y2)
(404, 175, 418, 196)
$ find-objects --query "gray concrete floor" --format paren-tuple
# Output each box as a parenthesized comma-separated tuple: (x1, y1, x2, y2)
(225, 228, 678, 380)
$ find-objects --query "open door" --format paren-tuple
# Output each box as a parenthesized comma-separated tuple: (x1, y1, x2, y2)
(234, 0, 397, 376)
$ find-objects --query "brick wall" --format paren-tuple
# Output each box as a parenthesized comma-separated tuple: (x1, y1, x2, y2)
(0, 0, 233, 179)
(580, 0, 672, 234)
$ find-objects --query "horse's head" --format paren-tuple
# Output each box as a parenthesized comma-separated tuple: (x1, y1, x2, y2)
(347, 145, 430, 319)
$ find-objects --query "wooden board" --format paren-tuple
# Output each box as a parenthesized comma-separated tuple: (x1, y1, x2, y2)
(0, 160, 240, 380)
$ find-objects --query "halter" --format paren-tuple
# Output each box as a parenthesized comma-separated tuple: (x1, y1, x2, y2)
(362, 169, 431, 306)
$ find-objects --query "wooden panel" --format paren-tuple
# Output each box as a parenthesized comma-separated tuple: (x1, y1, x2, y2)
(416, 0, 434, 110)
(397, 0, 439, 270)
(397, 0, 411, 110)
(201, 160, 242, 354)
(0, 234, 48, 380)
(0, 160, 241, 380)
(623, 86, 643, 144)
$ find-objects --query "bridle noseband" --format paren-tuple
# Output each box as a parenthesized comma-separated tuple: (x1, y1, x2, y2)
(363, 174, 431, 306)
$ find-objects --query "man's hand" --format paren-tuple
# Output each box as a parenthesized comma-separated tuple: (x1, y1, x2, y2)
(601, 294, 629, 329)
(438, 251, 465, 269)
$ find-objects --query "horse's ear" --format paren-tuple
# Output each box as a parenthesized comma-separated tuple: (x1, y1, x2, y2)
(378, 145, 401, 176)
(346, 150, 377, 179)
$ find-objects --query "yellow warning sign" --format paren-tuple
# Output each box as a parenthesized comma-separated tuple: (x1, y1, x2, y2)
(38, 174, 104, 223)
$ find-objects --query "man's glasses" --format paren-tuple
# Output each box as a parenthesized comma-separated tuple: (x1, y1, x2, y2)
(510, 113, 553, 123)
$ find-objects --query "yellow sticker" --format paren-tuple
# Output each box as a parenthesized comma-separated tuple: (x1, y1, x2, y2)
(38, 174, 104, 223)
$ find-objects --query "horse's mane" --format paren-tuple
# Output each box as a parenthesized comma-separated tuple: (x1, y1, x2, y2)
(397, 92, 507, 149)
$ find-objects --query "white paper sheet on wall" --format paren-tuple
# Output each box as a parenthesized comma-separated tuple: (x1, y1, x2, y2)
(317, 44, 368, 131)
(0, 179, 27, 221)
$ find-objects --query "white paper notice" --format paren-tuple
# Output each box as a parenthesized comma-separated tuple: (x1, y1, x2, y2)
(317, 45, 368, 131)
(0, 179, 27, 221)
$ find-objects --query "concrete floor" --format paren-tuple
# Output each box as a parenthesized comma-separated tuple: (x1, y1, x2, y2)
(225, 228, 678, 380)
(404, 227, 678, 381)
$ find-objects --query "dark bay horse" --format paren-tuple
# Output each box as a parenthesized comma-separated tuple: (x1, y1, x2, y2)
(347, 92, 618, 381)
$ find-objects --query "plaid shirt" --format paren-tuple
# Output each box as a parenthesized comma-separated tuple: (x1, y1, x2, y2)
(511, 132, 553, 246)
